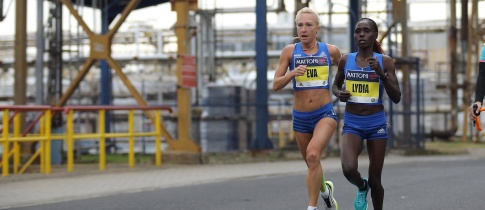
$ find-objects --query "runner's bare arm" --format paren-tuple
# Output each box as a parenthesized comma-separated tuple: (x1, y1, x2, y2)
(273, 45, 296, 91)
(332, 55, 350, 102)
(381, 55, 401, 103)
(327, 44, 342, 67)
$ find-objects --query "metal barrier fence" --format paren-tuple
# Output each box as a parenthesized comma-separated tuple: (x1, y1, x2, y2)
(0, 105, 172, 177)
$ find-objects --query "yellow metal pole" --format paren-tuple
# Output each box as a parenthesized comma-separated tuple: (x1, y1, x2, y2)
(462, 0, 478, 142)
(39, 115, 45, 173)
(128, 110, 135, 168)
(45, 110, 51, 174)
(56, 58, 96, 107)
(99, 110, 106, 171)
(172, 0, 200, 152)
(18, 149, 41, 175)
(56, 0, 97, 108)
(155, 110, 161, 166)
(105, 57, 178, 149)
(14, 0, 28, 165)
(2, 110, 9, 177)
(289, 122, 294, 142)
(67, 109, 74, 172)
(105, 58, 148, 110)
(278, 123, 285, 149)
(13, 114, 20, 174)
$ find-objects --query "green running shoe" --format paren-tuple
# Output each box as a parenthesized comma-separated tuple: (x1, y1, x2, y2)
(354, 178, 369, 210)
(321, 181, 338, 210)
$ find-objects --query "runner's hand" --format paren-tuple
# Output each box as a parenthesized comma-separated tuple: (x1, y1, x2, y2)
(469, 102, 482, 123)
(338, 90, 351, 102)
(293, 65, 307, 77)
(366, 57, 385, 76)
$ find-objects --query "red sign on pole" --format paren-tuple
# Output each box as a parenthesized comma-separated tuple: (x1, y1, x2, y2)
(181, 55, 197, 88)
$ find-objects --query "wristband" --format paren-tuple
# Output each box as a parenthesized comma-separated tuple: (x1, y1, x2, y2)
(380, 72, 389, 82)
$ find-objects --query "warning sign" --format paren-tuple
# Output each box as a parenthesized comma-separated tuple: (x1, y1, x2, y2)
(181, 55, 197, 88)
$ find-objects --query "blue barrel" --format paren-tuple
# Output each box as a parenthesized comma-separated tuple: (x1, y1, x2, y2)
(50, 126, 63, 165)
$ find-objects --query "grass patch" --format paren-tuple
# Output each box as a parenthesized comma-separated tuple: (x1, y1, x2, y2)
(77, 154, 153, 164)
(424, 141, 485, 154)
(203, 150, 302, 164)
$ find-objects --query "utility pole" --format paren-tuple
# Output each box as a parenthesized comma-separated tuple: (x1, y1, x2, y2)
(252, 0, 273, 150)
(0, 0, 4, 21)
(14, 0, 28, 157)
(46, 0, 64, 164)
(449, 0, 458, 131)
(171, 0, 201, 152)
(462, 0, 479, 142)
(36, 0, 44, 105)
(349, 0, 361, 52)
(393, 0, 411, 147)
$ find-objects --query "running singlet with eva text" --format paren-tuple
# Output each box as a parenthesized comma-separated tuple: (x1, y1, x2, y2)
(294, 56, 329, 87)
(290, 42, 332, 90)
(345, 70, 380, 103)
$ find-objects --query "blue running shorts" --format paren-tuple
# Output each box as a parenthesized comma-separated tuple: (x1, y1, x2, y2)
(292, 102, 337, 133)
(342, 110, 388, 140)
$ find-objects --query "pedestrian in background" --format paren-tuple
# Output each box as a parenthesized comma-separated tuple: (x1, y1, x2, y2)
(468, 43, 485, 125)
(273, 7, 341, 210)
(332, 17, 401, 210)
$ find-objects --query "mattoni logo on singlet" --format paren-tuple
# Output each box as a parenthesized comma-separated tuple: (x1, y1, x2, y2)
(346, 72, 378, 80)
(295, 57, 327, 65)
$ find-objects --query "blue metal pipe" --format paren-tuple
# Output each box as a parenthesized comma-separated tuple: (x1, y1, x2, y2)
(416, 57, 422, 148)
(349, 0, 361, 52)
(252, 0, 273, 150)
(100, 6, 112, 153)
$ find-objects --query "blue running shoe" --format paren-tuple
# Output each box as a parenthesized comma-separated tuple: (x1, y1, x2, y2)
(321, 181, 338, 210)
(354, 178, 369, 210)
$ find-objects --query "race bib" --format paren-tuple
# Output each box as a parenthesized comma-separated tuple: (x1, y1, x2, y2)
(294, 56, 329, 87)
(345, 70, 380, 103)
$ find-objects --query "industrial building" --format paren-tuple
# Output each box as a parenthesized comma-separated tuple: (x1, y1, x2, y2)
(0, 0, 483, 175)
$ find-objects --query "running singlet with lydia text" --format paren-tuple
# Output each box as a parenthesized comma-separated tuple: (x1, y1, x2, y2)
(290, 42, 332, 90)
(343, 52, 384, 105)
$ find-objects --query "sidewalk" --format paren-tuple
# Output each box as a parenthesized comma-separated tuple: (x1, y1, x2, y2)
(0, 153, 480, 209)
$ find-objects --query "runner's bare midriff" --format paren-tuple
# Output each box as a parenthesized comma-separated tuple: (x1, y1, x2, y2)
(293, 89, 332, 112)
(345, 103, 384, 116)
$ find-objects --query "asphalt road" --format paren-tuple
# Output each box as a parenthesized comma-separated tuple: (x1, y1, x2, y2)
(8, 157, 485, 210)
